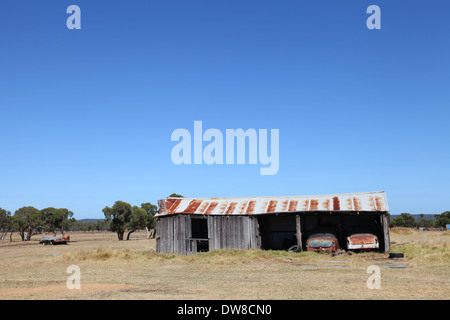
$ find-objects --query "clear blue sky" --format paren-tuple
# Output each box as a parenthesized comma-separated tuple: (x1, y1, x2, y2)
(1, 1, 449, 219)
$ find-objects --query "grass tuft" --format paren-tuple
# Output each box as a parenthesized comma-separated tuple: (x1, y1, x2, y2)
(390, 227, 414, 235)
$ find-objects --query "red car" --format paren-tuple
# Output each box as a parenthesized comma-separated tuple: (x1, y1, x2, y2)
(346, 233, 379, 251)
(306, 232, 340, 252)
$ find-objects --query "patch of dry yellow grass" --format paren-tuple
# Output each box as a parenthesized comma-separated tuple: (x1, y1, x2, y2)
(0, 283, 134, 298)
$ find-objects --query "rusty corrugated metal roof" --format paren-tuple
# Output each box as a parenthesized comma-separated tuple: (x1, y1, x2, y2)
(156, 191, 389, 216)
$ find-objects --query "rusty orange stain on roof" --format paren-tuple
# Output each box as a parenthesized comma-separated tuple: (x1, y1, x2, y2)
(217, 201, 229, 214)
(332, 197, 340, 210)
(237, 201, 249, 215)
(204, 201, 218, 214)
(301, 200, 309, 211)
(353, 197, 362, 211)
(245, 201, 256, 215)
(267, 200, 278, 213)
(310, 199, 319, 211)
(279, 200, 289, 212)
(225, 202, 237, 215)
(168, 199, 182, 214)
(184, 200, 202, 214)
(288, 200, 298, 212)
(375, 196, 385, 211)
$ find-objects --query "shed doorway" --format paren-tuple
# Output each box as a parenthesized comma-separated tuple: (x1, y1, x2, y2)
(258, 215, 297, 250)
(190, 217, 209, 252)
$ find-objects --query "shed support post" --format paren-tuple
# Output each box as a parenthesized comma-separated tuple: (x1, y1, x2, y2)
(296, 214, 303, 251)
(381, 213, 390, 252)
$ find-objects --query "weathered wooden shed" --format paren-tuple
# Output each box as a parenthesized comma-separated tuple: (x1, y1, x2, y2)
(155, 191, 390, 254)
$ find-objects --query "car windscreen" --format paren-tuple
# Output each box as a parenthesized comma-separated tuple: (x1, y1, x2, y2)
(309, 238, 334, 248)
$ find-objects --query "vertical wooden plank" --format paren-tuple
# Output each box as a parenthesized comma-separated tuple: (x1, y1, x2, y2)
(184, 214, 192, 254)
(338, 214, 344, 250)
(213, 216, 218, 249)
(173, 215, 179, 254)
(231, 216, 236, 249)
(155, 218, 161, 253)
(249, 216, 257, 249)
(243, 217, 249, 249)
(166, 216, 172, 254)
(178, 215, 187, 254)
(251, 217, 259, 249)
(178, 216, 182, 254)
(208, 216, 217, 251)
(192, 239, 197, 253)
(169, 216, 174, 254)
(217, 216, 221, 249)
(238, 217, 245, 249)
(175, 215, 181, 254)
(220, 217, 229, 249)
(207, 216, 212, 251)
(229, 217, 235, 249)
(237, 217, 242, 249)
(296, 214, 303, 251)
(216, 216, 221, 250)
(223, 216, 229, 249)
(160, 217, 167, 253)
(256, 217, 262, 249)
(206, 216, 219, 250)
(381, 213, 390, 252)
(248, 217, 254, 249)
(177, 215, 186, 255)
(159, 218, 165, 253)
(210, 216, 215, 250)
(224, 217, 229, 249)
(256, 216, 262, 249)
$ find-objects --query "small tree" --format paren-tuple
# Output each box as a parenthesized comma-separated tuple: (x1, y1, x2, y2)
(58, 208, 76, 235)
(103, 201, 132, 240)
(11, 214, 27, 241)
(41, 207, 59, 235)
(0, 208, 13, 242)
(14, 206, 44, 241)
(41, 207, 75, 235)
(392, 216, 405, 227)
(422, 219, 436, 229)
(417, 214, 436, 229)
(141, 202, 157, 238)
(435, 211, 450, 229)
(168, 193, 183, 198)
(399, 213, 417, 228)
(126, 207, 149, 240)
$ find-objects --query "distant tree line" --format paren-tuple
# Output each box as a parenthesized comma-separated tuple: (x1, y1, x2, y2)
(69, 219, 111, 232)
(0, 194, 182, 242)
(0, 206, 75, 241)
(390, 212, 450, 229)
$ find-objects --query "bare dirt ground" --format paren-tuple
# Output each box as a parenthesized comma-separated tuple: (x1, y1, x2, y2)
(0, 229, 448, 300)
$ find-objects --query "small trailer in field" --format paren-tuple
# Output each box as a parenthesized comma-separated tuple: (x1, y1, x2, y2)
(39, 235, 70, 245)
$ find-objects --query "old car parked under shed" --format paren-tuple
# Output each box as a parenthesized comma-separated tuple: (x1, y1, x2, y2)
(305, 232, 340, 252)
(155, 191, 390, 254)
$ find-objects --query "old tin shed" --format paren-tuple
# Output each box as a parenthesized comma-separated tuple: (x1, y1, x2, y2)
(155, 191, 390, 254)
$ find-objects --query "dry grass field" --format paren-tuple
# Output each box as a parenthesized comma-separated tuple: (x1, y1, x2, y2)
(0, 228, 449, 300)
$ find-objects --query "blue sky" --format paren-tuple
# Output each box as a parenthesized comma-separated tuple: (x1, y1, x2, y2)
(1, 1, 449, 219)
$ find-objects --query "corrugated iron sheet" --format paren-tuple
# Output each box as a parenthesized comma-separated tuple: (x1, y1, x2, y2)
(156, 191, 389, 216)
